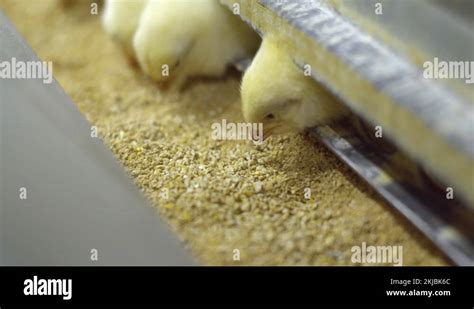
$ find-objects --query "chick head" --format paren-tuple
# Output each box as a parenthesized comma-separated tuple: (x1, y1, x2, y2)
(133, 15, 195, 85)
(241, 36, 346, 140)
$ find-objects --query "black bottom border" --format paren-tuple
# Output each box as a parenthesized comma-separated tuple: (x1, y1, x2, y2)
(0, 267, 471, 306)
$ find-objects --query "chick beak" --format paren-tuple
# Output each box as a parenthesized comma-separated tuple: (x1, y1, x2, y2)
(261, 123, 284, 141)
(156, 79, 173, 91)
(124, 51, 139, 68)
(156, 74, 178, 91)
(250, 125, 268, 144)
(261, 128, 273, 142)
(263, 128, 273, 141)
(156, 68, 182, 91)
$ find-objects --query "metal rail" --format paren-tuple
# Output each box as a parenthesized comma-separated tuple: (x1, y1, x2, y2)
(311, 121, 474, 265)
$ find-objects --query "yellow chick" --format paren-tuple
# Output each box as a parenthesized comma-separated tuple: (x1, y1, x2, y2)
(241, 36, 348, 139)
(133, 0, 260, 89)
(102, 0, 148, 57)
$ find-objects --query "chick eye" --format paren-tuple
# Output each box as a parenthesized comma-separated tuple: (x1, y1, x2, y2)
(265, 113, 275, 120)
